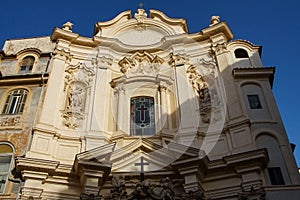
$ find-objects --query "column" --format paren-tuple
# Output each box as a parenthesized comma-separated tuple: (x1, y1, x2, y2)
(38, 46, 71, 127)
(117, 85, 125, 131)
(159, 86, 168, 131)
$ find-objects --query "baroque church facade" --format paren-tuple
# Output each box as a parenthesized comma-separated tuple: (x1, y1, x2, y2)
(0, 9, 299, 200)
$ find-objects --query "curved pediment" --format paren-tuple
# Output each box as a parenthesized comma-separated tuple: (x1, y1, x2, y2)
(94, 9, 188, 46)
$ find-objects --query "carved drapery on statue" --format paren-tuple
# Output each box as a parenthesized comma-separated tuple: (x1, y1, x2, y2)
(62, 62, 95, 128)
(187, 58, 221, 123)
(118, 51, 164, 77)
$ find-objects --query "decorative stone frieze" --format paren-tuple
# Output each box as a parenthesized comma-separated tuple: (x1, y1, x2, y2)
(105, 177, 206, 200)
(0, 115, 21, 127)
(118, 51, 164, 77)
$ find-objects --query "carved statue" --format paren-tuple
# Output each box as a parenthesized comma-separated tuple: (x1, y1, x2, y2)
(158, 177, 175, 200)
(68, 85, 84, 110)
(106, 177, 209, 200)
(110, 175, 127, 200)
(187, 66, 211, 107)
(62, 62, 95, 128)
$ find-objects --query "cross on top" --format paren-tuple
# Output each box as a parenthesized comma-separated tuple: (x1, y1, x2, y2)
(138, 2, 144, 9)
(135, 156, 149, 181)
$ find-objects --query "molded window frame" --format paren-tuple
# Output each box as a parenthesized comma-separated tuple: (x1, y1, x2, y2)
(16, 49, 41, 75)
(18, 56, 35, 74)
(268, 167, 285, 185)
(0, 143, 14, 193)
(234, 48, 249, 59)
(130, 96, 156, 136)
(247, 94, 262, 109)
(2, 89, 29, 115)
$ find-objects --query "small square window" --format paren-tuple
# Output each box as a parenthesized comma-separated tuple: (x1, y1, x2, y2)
(247, 95, 262, 109)
(268, 167, 285, 185)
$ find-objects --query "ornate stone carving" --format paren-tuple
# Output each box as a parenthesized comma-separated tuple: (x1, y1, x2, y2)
(187, 59, 220, 123)
(118, 51, 164, 77)
(62, 111, 84, 129)
(64, 62, 95, 93)
(62, 62, 95, 128)
(105, 177, 206, 200)
(211, 42, 227, 55)
(134, 9, 147, 31)
(62, 21, 73, 32)
(168, 53, 188, 67)
(210, 16, 220, 26)
(92, 56, 113, 69)
(0, 115, 21, 127)
(53, 48, 72, 61)
(238, 187, 266, 200)
(110, 175, 127, 200)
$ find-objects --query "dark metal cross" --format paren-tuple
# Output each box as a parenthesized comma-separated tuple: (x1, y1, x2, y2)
(135, 156, 149, 181)
(137, 104, 148, 122)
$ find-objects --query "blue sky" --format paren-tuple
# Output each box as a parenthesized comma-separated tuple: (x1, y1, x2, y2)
(0, 0, 299, 165)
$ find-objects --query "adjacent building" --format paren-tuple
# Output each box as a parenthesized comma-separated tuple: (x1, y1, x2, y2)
(0, 9, 299, 200)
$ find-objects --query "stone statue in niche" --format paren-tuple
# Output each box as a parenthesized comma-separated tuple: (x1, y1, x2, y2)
(187, 66, 211, 106)
(67, 84, 84, 111)
(187, 65, 212, 123)
(62, 62, 94, 128)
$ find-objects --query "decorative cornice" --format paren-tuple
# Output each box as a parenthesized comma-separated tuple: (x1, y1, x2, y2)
(0, 73, 49, 86)
(16, 157, 59, 174)
(232, 67, 275, 87)
(149, 9, 188, 33)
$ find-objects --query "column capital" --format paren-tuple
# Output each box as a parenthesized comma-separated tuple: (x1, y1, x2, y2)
(52, 48, 72, 62)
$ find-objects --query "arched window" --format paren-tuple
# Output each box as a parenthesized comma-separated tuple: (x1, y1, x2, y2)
(130, 96, 155, 136)
(19, 56, 35, 74)
(234, 48, 249, 58)
(0, 144, 13, 193)
(2, 89, 28, 114)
